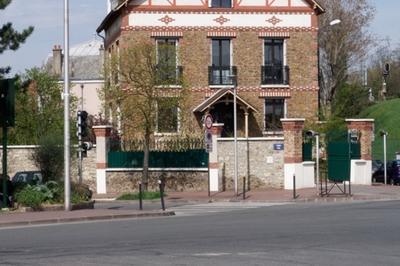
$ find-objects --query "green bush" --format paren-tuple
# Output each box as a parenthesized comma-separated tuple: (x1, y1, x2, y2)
(71, 183, 93, 203)
(117, 191, 163, 200)
(15, 186, 45, 210)
(31, 134, 64, 183)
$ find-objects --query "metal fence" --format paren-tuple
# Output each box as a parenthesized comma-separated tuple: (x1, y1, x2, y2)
(110, 137, 205, 152)
(108, 137, 208, 168)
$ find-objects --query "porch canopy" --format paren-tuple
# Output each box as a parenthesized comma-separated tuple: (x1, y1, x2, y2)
(193, 89, 258, 137)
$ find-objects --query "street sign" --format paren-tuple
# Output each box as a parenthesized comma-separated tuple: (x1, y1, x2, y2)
(273, 144, 284, 151)
(205, 130, 213, 153)
(204, 114, 213, 130)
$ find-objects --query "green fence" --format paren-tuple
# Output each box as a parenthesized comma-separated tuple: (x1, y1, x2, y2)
(372, 137, 400, 161)
(302, 142, 312, 161)
(327, 141, 360, 182)
(108, 149, 208, 168)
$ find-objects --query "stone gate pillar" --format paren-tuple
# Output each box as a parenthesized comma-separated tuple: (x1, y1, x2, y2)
(346, 119, 374, 185)
(93, 125, 112, 194)
(209, 123, 224, 192)
(281, 118, 305, 190)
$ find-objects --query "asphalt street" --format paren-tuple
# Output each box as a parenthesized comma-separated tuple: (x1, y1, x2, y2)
(1, 200, 400, 266)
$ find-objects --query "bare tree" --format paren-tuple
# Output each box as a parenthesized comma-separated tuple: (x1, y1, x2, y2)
(318, 0, 375, 117)
(104, 41, 188, 189)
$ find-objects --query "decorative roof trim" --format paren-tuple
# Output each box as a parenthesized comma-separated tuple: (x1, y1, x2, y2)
(193, 89, 258, 113)
(207, 31, 237, 38)
(151, 31, 183, 37)
(258, 32, 290, 38)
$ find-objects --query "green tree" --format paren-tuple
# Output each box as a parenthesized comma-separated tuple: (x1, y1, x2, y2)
(0, 0, 34, 77)
(9, 68, 76, 144)
(318, 0, 375, 117)
(104, 41, 188, 189)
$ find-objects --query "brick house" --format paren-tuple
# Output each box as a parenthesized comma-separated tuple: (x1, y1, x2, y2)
(97, 0, 324, 138)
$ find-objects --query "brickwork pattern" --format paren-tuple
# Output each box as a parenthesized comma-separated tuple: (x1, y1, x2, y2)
(281, 119, 305, 163)
(346, 120, 374, 161)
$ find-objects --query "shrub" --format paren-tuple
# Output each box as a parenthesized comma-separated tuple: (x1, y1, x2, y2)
(15, 186, 45, 210)
(31, 134, 64, 183)
(71, 183, 93, 203)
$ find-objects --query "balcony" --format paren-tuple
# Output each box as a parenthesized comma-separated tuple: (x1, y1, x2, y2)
(156, 65, 183, 86)
(208, 66, 237, 86)
(261, 65, 289, 85)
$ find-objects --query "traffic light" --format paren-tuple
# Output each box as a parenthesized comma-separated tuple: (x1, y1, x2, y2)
(77, 110, 88, 138)
(0, 79, 15, 128)
(383, 63, 390, 76)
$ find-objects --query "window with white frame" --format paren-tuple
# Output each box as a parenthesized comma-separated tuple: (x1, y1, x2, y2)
(264, 98, 285, 131)
(156, 98, 179, 133)
(262, 39, 289, 85)
(211, 0, 232, 8)
(156, 38, 179, 83)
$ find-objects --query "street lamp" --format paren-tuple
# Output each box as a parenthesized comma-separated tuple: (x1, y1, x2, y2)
(64, 0, 71, 211)
(228, 72, 238, 197)
(318, 18, 341, 116)
(329, 19, 341, 26)
(380, 130, 388, 185)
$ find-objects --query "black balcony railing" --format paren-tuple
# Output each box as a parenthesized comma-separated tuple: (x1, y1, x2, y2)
(156, 65, 183, 85)
(261, 65, 289, 85)
(208, 66, 237, 86)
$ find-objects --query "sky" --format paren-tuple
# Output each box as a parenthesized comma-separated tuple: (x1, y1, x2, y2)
(0, 0, 399, 77)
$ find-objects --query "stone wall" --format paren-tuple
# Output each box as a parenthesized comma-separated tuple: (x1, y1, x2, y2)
(106, 170, 208, 193)
(0, 146, 96, 188)
(217, 138, 285, 189)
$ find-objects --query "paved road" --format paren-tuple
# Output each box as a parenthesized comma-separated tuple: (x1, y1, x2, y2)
(1, 201, 400, 265)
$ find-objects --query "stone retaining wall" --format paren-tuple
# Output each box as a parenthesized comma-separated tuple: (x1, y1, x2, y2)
(106, 170, 208, 193)
(0, 146, 96, 187)
(217, 138, 285, 189)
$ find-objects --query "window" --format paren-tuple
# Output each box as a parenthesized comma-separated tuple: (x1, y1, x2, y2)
(156, 39, 179, 83)
(211, 0, 232, 8)
(157, 99, 179, 133)
(265, 99, 285, 131)
(210, 39, 234, 85)
(262, 39, 289, 85)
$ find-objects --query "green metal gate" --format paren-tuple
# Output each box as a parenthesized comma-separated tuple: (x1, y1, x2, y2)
(327, 131, 361, 182)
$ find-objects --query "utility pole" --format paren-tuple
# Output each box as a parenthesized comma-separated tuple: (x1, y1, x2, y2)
(64, 0, 71, 211)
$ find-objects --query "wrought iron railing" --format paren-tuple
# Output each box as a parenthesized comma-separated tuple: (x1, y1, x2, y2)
(208, 66, 237, 86)
(261, 65, 289, 85)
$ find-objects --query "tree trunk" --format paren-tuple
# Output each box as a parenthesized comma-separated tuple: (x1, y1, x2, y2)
(142, 130, 150, 191)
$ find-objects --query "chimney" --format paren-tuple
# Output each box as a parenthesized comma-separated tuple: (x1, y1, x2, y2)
(52, 45, 63, 77)
(99, 44, 105, 69)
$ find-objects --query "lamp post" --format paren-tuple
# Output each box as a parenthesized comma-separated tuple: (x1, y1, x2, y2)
(64, 0, 71, 211)
(380, 130, 388, 185)
(228, 72, 238, 197)
(318, 19, 341, 115)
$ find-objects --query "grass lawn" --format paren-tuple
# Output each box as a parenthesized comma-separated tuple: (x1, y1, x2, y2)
(359, 98, 400, 160)
(116, 191, 164, 200)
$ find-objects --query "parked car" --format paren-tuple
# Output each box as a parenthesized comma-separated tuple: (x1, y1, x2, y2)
(372, 160, 382, 175)
(12, 171, 43, 186)
(372, 160, 400, 185)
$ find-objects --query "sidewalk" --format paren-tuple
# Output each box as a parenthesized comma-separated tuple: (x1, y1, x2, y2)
(165, 184, 400, 203)
(1, 184, 399, 228)
(0, 208, 174, 228)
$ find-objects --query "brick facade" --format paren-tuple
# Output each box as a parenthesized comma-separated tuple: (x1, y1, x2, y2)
(98, 1, 323, 138)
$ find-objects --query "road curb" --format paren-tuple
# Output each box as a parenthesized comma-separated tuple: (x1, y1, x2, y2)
(0, 211, 175, 228)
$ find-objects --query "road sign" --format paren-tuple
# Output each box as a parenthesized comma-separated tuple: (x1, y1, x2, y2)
(204, 114, 213, 129)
